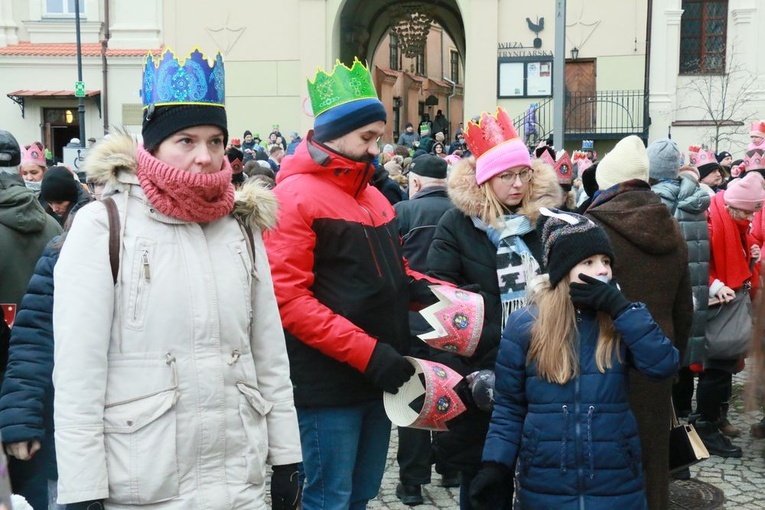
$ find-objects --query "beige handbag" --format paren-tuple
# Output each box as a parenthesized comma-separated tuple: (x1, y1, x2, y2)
(669, 400, 710, 473)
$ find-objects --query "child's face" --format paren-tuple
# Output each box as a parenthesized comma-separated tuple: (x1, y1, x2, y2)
(568, 254, 612, 284)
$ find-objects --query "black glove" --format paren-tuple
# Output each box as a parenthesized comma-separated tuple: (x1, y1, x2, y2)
(271, 463, 301, 510)
(569, 274, 631, 318)
(66, 502, 105, 510)
(363, 343, 415, 394)
(469, 462, 514, 510)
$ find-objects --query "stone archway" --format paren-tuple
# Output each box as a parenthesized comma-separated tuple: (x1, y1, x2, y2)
(334, 0, 466, 144)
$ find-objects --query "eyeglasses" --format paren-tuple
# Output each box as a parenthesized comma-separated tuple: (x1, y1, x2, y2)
(498, 169, 533, 184)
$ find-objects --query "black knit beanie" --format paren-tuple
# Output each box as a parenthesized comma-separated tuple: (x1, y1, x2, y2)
(40, 166, 80, 203)
(697, 162, 722, 180)
(142, 104, 228, 153)
(536, 207, 615, 288)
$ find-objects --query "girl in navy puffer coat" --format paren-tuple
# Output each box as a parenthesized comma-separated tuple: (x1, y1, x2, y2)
(470, 208, 679, 510)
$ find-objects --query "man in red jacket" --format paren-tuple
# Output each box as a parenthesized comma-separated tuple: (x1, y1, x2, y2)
(264, 59, 443, 509)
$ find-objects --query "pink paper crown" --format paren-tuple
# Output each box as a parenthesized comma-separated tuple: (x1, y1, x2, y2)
(418, 285, 484, 357)
(555, 150, 573, 185)
(21, 143, 46, 168)
(572, 150, 593, 173)
(383, 357, 467, 431)
(688, 146, 716, 168)
(536, 148, 555, 167)
(744, 148, 765, 172)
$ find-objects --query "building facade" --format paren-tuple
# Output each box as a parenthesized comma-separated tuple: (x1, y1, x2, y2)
(1, 0, 763, 161)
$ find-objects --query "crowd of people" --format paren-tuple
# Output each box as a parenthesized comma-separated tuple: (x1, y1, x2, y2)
(1, 45, 765, 510)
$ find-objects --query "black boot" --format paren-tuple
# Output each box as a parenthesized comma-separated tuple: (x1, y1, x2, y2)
(695, 420, 743, 458)
(396, 483, 424, 506)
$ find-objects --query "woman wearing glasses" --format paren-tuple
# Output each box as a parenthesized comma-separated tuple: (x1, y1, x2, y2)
(426, 107, 564, 509)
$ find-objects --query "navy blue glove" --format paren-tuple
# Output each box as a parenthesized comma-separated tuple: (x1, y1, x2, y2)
(569, 274, 631, 318)
(469, 462, 514, 510)
(364, 343, 415, 394)
(271, 463, 301, 510)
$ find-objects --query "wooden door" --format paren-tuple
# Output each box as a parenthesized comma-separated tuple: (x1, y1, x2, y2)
(565, 60, 596, 132)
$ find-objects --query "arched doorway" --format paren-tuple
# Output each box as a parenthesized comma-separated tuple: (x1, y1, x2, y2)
(335, 0, 466, 145)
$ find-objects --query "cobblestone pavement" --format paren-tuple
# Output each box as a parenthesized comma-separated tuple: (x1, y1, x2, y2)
(368, 370, 765, 509)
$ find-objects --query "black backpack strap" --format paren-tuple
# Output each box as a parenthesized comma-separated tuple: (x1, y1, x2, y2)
(102, 197, 120, 285)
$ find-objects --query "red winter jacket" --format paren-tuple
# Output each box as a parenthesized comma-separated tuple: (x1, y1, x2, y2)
(264, 133, 440, 407)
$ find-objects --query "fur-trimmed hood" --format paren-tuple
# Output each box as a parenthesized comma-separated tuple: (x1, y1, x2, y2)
(447, 156, 564, 223)
(83, 133, 278, 230)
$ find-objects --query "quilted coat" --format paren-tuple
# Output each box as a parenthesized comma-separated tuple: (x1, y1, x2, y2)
(484, 304, 679, 509)
(52, 134, 301, 509)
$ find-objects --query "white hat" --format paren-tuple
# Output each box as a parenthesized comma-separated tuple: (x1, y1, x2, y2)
(596, 135, 650, 190)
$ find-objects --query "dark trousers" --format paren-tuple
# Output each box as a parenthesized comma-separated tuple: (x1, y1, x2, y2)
(397, 426, 433, 485)
(672, 367, 696, 416)
(696, 368, 732, 422)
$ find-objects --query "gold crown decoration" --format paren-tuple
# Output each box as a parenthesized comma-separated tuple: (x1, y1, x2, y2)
(307, 58, 379, 117)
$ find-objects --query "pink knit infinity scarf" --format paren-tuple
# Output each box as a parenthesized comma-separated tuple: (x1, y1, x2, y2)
(136, 147, 235, 223)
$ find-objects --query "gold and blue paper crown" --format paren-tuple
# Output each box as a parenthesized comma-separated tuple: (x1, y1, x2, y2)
(307, 58, 378, 117)
(141, 47, 225, 109)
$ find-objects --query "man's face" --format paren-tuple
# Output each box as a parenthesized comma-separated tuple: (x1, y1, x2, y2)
(406, 126, 414, 133)
(701, 169, 723, 187)
(244, 134, 253, 143)
(720, 155, 733, 168)
(324, 121, 385, 163)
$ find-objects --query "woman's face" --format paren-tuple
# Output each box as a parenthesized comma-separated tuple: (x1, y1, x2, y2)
(568, 254, 612, 284)
(154, 126, 225, 174)
(489, 165, 532, 207)
(20, 164, 45, 182)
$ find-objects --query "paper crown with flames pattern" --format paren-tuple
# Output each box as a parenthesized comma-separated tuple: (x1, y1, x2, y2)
(417, 285, 484, 357)
(141, 47, 225, 110)
(306, 58, 379, 118)
(464, 107, 531, 185)
(383, 357, 467, 431)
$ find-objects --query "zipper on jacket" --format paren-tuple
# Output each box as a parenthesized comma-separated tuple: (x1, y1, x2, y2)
(142, 249, 151, 282)
(133, 249, 151, 322)
(363, 227, 383, 277)
(560, 405, 569, 473)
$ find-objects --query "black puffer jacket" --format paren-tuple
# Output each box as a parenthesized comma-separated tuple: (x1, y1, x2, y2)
(426, 156, 563, 470)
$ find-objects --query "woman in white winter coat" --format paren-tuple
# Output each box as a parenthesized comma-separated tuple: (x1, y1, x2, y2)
(52, 47, 302, 510)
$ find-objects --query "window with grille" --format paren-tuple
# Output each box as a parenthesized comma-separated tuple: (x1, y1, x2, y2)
(390, 33, 401, 71)
(680, 0, 727, 74)
(416, 52, 425, 75)
(450, 50, 460, 84)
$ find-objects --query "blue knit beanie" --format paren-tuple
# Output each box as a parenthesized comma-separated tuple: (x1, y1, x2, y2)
(313, 98, 387, 143)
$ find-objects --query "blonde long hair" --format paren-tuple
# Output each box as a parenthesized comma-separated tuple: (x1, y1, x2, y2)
(527, 274, 622, 384)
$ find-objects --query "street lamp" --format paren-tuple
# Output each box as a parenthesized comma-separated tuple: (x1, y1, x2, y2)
(570, 47, 579, 60)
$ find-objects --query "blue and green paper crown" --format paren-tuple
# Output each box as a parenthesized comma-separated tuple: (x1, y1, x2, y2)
(141, 47, 225, 110)
(307, 58, 379, 117)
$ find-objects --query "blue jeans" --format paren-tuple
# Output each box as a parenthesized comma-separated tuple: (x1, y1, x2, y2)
(298, 400, 391, 510)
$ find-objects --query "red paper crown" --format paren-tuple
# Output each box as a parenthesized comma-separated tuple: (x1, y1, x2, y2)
(572, 150, 593, 173)
(554, 150, 573, 185)
(463, 107, 520, 159)
(745, 148, 765, 172)
(418, 285, 484, 357)
(383, 357, 467, 431)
